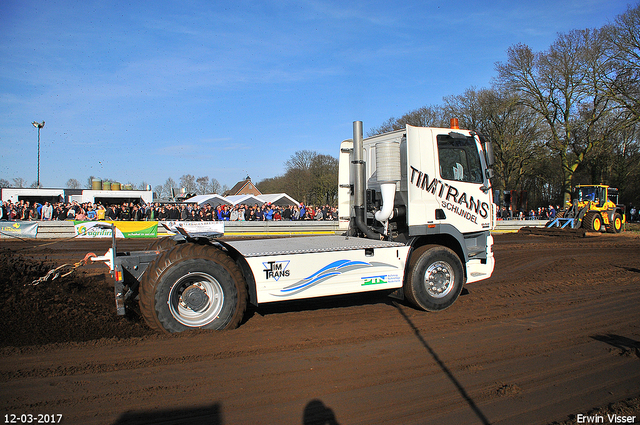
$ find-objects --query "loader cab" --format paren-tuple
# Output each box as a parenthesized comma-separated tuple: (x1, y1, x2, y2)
(573, 185, 621, 210)
(574, 185, 606, 207)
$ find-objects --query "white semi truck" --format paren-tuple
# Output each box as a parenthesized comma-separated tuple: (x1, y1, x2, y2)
(100, 120, 496, 333)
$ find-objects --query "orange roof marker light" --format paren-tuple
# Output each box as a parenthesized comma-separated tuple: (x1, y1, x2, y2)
(450, 118, 459, 129)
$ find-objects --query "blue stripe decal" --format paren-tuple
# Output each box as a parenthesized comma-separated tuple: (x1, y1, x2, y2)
(274, 260, 381, 297)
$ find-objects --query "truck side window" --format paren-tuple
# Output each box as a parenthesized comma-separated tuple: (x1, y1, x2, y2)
(437, 135, 483, 183)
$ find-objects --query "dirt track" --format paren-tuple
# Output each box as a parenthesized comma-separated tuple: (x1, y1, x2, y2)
(1, 233, 639, 424)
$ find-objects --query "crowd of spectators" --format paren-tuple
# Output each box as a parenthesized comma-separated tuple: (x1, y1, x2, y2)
(0, 200, 338, 222)
(498, 205, 562, 221)
(3, 199, 638, 223)
(499, 204, 639, 222)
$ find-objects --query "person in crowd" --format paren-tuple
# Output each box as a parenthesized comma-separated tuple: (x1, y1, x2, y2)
(120, 203, 131, 220)
(75, 206, 87, 221)
(255, 205, 264, 221)
(230, 205, 240, 221)
(204, 204, 213, 221)
(106, 204, 118, 221)
(86, 205, 97, 220)
(66, 202, 78, 220)
(264, 203, 274, 221)
(169, 205, 180, 220)
(130, 204, 140, 221)
(282, 205, 292, 221)
(629, 204, 637, 223)
(157, 206, 168, 221)
(96, 204, 106, 220)
(41, 202, 53, 220)
(28, 203, 39, 220)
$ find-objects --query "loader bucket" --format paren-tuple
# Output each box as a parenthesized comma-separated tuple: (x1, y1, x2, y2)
(518, 226, 587, 237)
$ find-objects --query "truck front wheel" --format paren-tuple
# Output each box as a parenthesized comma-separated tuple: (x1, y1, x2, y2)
(404, 245, 464, 312)
(139, 244, 247, 333)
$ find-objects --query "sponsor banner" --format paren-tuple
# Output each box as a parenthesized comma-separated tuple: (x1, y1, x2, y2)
(160, 221, 224, 236)
(0, 221, 39, 239)
(74, 221, 158, 238)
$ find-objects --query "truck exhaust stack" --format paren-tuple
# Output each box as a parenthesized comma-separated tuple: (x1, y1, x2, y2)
(352, 121, 381, 239)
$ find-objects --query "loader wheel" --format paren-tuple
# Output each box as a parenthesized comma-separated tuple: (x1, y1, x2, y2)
(584, 212, 603, 232)
(608, 213, 623, 233)
(139, 244, 247, 333)
(404, 245, 464, 312)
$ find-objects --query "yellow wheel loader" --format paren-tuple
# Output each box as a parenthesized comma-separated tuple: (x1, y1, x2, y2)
(548, 185, 625, 233)
(519, 185, 625, 237)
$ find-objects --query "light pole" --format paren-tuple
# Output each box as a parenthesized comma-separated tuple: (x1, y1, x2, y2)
(32, 121, 45, 188)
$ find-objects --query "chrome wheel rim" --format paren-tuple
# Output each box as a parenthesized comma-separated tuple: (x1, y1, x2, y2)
(168, 272, 224, 327)
(424, 261, 455, 298)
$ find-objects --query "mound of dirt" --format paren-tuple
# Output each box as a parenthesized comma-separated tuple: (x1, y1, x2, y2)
(0, 247, 154, 347)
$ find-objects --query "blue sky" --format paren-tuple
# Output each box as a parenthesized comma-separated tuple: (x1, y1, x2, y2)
(0, 0, 632, 190)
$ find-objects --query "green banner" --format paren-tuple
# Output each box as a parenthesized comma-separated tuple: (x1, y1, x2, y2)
(73, 221, 158, 238)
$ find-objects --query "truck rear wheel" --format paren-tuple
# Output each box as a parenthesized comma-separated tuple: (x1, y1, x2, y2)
(145, 236, 180, 252)
(139, 244, 247, 333)
(404, 245, 464, 312)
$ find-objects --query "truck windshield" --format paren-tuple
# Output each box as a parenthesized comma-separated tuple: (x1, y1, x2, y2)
(437, 134, 483, 183)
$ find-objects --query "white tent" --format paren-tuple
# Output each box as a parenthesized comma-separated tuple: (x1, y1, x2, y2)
(185, 193, 299, 208)
(258, 193, 299, 206)
(225, 194, 264, 206)
(186, 194, 232, 207)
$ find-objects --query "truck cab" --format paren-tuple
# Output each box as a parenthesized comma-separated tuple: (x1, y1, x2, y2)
(339, 120, 495, 288)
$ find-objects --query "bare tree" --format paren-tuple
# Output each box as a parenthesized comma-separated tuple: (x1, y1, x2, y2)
(309, 154, 339, 205)
(285, 150, 316, 172)
(496, 29, 617, 202)
(368, 105, 445, 136)
(209, 178, 222, 194)
(163, 177, 177, 199)
(444, 87, 545, 195)
(196, 176, 210, 195)
(257, 151, 338, 205)
(0, 179, 10, 188)
(66, 178, 81, 189)
(179, 174, 197, 194)
(153, 185, 164, 199)
(603, 4, 640, 122)
(12, 177, 26, 188)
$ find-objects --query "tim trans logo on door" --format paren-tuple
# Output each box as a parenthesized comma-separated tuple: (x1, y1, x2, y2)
(263, 261, 290, 281)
